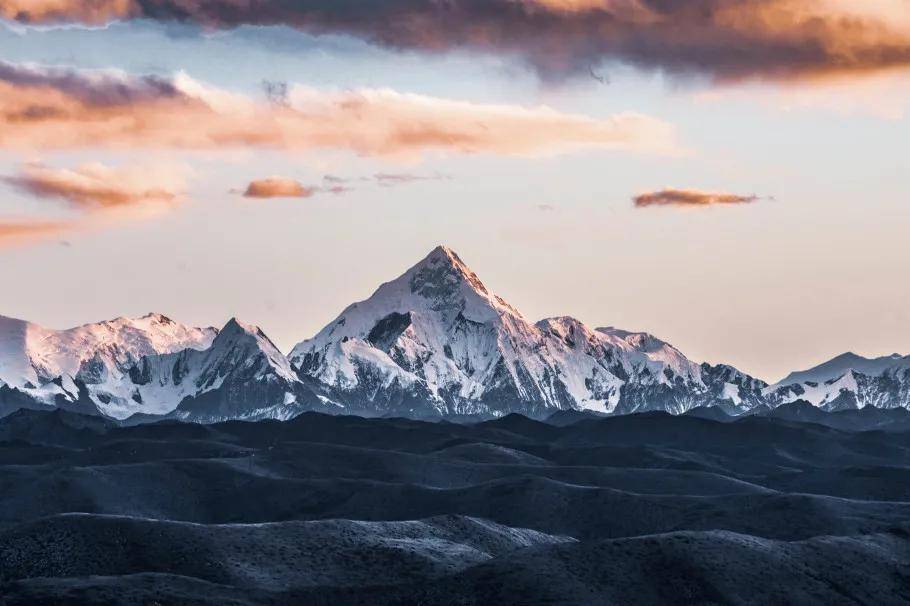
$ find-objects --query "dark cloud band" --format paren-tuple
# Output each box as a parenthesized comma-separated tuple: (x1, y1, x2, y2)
(5, 1, 910, 80)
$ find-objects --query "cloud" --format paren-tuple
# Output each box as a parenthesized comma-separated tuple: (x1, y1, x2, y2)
(0, 161, 186, 247)
(0, 219, 70, 247)
(243, 178, 316, 199)
(0, 1, 134, 26)
(3, 162, 181, 209)
(633, 189, 760, 208)
(373, 173, 449, 187)
(321, 173, 449, 188)
(5, 1, 910, 81)
(695, 68, 910, 119)
(0, 61, 679, 158)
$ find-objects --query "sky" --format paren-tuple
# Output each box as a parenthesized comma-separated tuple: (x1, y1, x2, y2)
(1, 1, 909, 382)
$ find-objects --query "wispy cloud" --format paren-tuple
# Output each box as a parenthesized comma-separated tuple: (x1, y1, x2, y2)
(1, 161, 186, 247)
(322, 173, 449, 188)
(0, 61, 680, 159)
(4, 162, 181, 209)
(6, 1, 910, 82)
(633, 189, 761, 208)
(373, 173, 449, 187)
(0, 219, 70, 247)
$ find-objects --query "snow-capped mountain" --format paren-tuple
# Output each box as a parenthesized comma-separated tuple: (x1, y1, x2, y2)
(0, 313, 216, 389)
(0, 313, 217, 416)
(289, 246, 765, 417)
(3, 246, 908, 423)
(0, 314, 326, 422)
(131, 318, 326, 423)
(765, 352, 910, 411)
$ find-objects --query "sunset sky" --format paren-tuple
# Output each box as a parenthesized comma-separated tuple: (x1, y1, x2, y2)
(1, 1, 909, 382)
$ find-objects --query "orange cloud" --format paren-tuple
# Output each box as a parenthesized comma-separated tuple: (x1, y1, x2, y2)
(695, 67, 910, 119)
(633, 189, 760, 208)
(1, 161, 186, 248)
(0, 62, 678, 158)
(4, 163, 180, 209)
(243, 178, 316, 199)
(0, 0, 133, 25)
(6, 1, 910, 81)
(0, 220, 70, 247)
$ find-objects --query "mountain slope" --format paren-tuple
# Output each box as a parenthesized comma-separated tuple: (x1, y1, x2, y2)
(290, 246, 765, 418)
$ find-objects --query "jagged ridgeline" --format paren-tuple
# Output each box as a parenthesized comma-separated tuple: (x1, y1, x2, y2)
(1, 247, 909, 423)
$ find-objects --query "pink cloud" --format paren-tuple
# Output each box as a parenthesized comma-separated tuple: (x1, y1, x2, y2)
(4, 162, 180, 209)
(0, 61, 680, 158)
(0, 219, 70, 247)
(1, 161, 186, 247)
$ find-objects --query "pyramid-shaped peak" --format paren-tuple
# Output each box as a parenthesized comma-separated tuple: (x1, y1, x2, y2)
(418, 245, 470, 272)
(219, 317, 265, 339)
(409, 245, 490, 299)
(211, 318, 293, 374)
(428, 244, 458, 259)
(213, 318, 276, 350)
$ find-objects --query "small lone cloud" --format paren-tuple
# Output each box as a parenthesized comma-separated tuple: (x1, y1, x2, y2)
(243, 178, 317, 199)
(241, 177, 352, 199)
(633, 189, 761, 208)
(536, 204, 557, 212)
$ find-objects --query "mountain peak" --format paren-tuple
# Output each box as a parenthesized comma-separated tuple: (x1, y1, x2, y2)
(409, 245, 487, 295)
(832, 352, 865, 362)
(202, 318, 296, 383)
(217, 318, 269, 343)
(414, 246, 469, 275)
(427, 244, 459, 261)
(139, 312, 174, 324)
(772, 350, 910, 391)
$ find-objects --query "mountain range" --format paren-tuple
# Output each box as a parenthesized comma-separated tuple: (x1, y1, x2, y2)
(2, 246, 908, 423)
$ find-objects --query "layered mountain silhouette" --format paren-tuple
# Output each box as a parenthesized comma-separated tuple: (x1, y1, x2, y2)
(2, 407, 910, 604)
(1, 246, 908, 423)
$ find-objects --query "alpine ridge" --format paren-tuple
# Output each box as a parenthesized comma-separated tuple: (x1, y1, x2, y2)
(1, 246, 908, 423)
(764, 352, 910, 411)
(288, 246, 767, 418)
